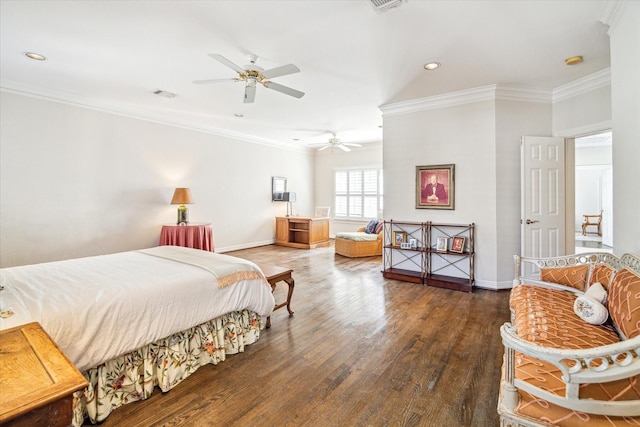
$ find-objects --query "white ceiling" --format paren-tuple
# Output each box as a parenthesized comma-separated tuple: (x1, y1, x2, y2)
(0, 0, 611, 149)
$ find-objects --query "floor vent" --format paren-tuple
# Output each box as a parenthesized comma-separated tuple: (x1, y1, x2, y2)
(369, 0, 406, 13)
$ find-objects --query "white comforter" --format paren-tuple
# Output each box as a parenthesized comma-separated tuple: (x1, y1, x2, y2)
(0, 246, 275, 371)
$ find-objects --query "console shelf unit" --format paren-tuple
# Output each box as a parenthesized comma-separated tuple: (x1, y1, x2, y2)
(382, 220, 475, 292)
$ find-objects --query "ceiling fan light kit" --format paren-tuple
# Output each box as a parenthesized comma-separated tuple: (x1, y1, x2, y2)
(193, 54, 305, 104)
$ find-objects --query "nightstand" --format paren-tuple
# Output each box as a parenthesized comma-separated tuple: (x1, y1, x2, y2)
(0, 322, 88, 426)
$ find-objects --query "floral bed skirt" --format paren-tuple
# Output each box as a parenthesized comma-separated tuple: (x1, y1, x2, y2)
(72, 309, 264, 426)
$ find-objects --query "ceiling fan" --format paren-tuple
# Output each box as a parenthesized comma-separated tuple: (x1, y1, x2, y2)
(193, 54, 305, 104)
(308, 133, 362, 152)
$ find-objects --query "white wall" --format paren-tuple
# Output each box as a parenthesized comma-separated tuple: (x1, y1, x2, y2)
(0, 91, 313, 267)
(608, 1, 640, 255)
(553, 80, 611, 137)
(314, 142, 382, 236)
(381, 91, 553, 289)
(383, 99, 500, 288)
(495, 100, 552, 281)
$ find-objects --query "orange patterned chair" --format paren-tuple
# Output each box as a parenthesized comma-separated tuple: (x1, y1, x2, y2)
(499, 252, 640, 426)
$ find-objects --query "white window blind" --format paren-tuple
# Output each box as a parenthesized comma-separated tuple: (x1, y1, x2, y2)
(335, 168, 383, 219)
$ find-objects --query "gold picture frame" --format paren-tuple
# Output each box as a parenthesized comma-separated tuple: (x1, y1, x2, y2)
(416, 164, 455, 210)
(392, 231, 407, 247)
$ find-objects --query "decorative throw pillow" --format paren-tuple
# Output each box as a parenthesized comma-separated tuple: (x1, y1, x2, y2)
(607, 268, 640, 339)
(374, 221, 384, 234)
(574, 295, 609, 325)
(585, 282, 607, 305)
(540, 265, 590, 291)
(365, 220, 378, 234)
(590, 263, 614, 289)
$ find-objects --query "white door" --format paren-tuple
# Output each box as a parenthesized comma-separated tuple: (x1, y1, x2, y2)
(521, 136, 566, 265)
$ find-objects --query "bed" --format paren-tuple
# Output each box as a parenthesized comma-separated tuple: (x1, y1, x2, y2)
(0, 245, 275, 425)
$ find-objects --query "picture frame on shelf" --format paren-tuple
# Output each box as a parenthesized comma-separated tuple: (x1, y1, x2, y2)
(416, 164, 455, 210)
(409, 238, 417, 249)
(393, 231, 407, 247)
(436, 237, 449, 252)
(400, 242, 411, 249)
(451, 236, 465, 253)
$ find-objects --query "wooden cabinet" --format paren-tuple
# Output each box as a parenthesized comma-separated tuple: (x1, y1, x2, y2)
(382, 220, 475, 292)
(275, 217, 330, 249)
(0, 322, 88, 426)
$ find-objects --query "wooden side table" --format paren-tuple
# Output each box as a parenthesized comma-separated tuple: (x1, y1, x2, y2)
(0, 322, 88, 426)
(159, 222, 214, 252)
(258, 264, 295, 328)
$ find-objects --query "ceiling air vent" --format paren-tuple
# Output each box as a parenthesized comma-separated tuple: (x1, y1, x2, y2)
(152, 89, 177, 98)
(369, 0, 406, 13)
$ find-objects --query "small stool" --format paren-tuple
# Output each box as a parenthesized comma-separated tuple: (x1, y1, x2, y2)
(258, 264, 294, 328)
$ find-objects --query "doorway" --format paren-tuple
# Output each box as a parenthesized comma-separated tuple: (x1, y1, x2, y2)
(574, 131, 613, 254)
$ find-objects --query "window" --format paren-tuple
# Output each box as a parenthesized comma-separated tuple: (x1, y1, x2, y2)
(335, 168, 383, 219)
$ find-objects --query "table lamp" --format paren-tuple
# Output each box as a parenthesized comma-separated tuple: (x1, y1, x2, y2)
(283, 191, 296, 217)
(171, 188, 194, 225)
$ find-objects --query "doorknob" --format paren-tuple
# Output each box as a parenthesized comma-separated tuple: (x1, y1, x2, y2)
(525, 219, 539, 224)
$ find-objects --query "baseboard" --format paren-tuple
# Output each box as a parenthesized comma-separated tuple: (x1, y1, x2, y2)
(475, 279, 513, 291)
(216, 239, 275, 253)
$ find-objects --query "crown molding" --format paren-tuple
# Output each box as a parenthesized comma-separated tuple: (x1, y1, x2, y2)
(495, 86, 552, 103)
(0, 82, 309, 154)
(379, 84, 551, 116)
(553, 120, 612, 138)
(552, 68, 611, 103)
(598, 0, 626, 34)
(379, 85, 495, 116)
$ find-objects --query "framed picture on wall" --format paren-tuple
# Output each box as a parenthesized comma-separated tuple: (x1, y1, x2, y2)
(416, 164, 455, 210)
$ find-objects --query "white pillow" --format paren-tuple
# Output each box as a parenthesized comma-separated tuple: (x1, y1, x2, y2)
(585, 281, 607, 305)
(574, 295, 609, 325)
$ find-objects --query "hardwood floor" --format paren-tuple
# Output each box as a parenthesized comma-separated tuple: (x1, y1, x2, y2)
(95, 243, 510, 426)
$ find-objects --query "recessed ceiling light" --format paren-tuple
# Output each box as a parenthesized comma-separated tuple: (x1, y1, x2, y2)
(424, 62, 440, 70)
(234, 113, 244, 118)
(24, 52, 46, 61)
(565, 55, 583, 66)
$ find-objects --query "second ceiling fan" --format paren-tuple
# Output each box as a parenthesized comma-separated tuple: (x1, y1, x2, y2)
(309, 133, 362, 152)
(193, 54, 305, 104)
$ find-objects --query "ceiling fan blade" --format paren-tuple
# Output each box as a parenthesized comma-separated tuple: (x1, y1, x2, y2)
(244, 84, 256, 103)
(337, 144, 351, 152)
(208, 54, 246, 74)
(262, 81, 305, 99)
(318, 145, 330, 151)
(193, 78, 237, 85)
(262, 64, 300, 79)
(342, 143, 362, 147)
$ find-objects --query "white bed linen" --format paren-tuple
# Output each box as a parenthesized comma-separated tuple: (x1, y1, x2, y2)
(0, 246, 275, 371)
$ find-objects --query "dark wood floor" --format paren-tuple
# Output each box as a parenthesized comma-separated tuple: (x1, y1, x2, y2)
(95, 243, 510, 426)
